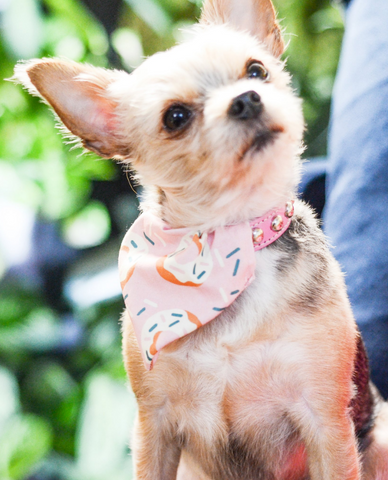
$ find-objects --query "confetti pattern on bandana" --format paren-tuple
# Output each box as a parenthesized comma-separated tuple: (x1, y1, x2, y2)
(119, 212, 256, 369)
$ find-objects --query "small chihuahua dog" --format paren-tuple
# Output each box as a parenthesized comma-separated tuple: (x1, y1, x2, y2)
(13, 0, 388, 478)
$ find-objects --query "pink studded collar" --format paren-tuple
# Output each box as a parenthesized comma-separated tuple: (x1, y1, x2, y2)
(119, 201, 294, 370)
(250, 200, 294, 251)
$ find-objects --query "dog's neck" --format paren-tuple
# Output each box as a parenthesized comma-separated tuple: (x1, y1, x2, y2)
(141, 184, 296, 232)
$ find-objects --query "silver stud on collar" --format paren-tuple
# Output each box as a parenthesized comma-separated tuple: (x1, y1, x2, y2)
(271, 215, 283, 232)
(285, 200, 294, 218)
(252, 228, 264, 244)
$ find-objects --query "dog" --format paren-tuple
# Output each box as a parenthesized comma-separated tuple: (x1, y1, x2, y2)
(13, 0, 388, 478)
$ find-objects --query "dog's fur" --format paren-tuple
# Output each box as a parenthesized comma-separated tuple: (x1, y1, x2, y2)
(13, 0, 388, 478)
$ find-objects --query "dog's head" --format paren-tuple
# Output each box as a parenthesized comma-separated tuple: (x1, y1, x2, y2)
(13, 0, 304, 229)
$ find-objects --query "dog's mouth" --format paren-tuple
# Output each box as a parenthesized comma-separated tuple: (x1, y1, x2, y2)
(239, 124, 284, 161)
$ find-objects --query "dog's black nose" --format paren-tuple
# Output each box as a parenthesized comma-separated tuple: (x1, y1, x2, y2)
(228, 91, 262, 120)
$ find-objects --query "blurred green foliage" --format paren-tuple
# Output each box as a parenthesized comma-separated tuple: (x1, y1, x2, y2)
(0, 0, 345, 478)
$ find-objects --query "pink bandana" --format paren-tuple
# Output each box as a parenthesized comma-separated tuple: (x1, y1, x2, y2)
(119, 202, 294, 370)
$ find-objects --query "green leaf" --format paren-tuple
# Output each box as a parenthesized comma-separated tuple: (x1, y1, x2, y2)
(0, 368, 20, 431)
(25, 362, 79, 406)
(125, 0, 173, 36)
(310, 6, 344, 34)
(61, 201, 111, 249)
(112, 28, 144, 69)
(43, 0, 108, 56)
(0, 414, 52, 480)
(0, 290, 43, 327)
(66, 153, 117, 184)
(0, 307, 63, 354)
(1, 0, 44, 59)
(75, 373, 136, 479)
(0, 161, 42, 212)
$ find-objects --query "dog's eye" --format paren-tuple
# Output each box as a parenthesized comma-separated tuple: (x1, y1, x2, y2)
(246, 62, 269, 81)
(163, 104, 193, 132)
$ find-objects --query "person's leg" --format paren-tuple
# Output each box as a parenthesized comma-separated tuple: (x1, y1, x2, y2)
(324, 0, 388, 398)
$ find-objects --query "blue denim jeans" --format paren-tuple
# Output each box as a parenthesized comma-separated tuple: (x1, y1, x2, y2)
(323, 0, 388, 398)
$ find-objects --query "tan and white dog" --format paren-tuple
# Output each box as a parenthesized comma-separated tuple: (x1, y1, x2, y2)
(13, 0, 388, 478)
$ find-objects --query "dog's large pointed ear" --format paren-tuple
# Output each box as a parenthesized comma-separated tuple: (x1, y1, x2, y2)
(200, 0, 284, 58)
(12, 59, 130, 159)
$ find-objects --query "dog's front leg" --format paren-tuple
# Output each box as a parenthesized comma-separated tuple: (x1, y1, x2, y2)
(291, 398, 361, 480)
(132, 408, 181, 480)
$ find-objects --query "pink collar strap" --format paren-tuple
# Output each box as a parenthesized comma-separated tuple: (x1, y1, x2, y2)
(119, 201, 294, 370)
(250, 200, 294, 251)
